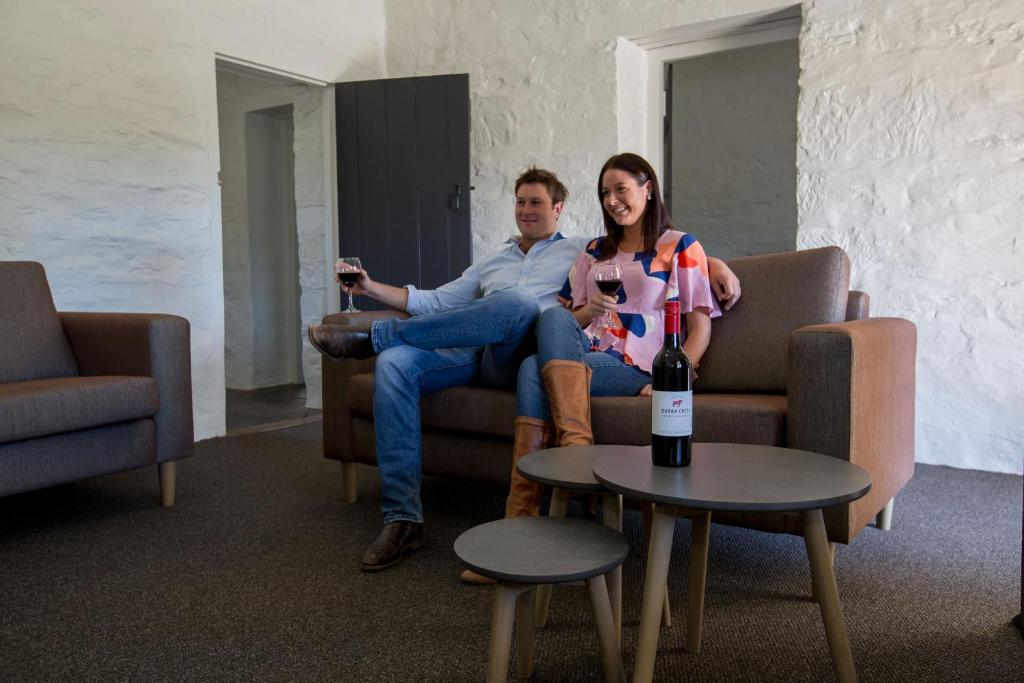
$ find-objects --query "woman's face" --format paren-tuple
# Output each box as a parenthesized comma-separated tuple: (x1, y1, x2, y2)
(600, 168, 652, 231)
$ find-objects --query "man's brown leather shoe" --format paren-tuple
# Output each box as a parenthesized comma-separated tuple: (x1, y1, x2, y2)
(308, 324, 375, 360)
(361, 521, 425, 572)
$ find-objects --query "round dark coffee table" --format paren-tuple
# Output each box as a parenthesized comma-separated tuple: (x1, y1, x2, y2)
(454, 517, 628, 682)
(517, 446, 671, 638)
(517, 446, 627, 633)
(593, 443, 871, 683)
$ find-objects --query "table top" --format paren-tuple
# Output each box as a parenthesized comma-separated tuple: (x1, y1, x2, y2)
(517, 445, 634, 492)
(454, 517, 629, 583)
(593, 443, 871, 512)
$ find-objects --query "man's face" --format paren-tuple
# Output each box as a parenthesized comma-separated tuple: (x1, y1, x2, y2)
(515, 183, 563, 243)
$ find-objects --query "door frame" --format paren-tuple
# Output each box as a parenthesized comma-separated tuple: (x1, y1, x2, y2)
(616, 5, 801, 182)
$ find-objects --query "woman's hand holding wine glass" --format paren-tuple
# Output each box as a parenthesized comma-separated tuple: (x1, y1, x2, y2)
(591, 260, 623, 335)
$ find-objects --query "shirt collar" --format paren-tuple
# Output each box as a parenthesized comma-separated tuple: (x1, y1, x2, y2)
(505, 231, 564, 248)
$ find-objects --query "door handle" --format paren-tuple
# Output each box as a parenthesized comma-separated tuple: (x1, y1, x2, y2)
(450, 183, 462, 212)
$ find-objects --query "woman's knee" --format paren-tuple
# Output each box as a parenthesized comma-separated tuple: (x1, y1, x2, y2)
(536, 305, 575, 335)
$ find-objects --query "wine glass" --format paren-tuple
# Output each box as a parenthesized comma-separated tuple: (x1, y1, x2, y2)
(592, 260, 623, 336)
(336, 257, 362, 313)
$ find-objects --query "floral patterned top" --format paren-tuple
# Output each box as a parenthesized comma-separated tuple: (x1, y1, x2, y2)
(557, 230, 721, 374)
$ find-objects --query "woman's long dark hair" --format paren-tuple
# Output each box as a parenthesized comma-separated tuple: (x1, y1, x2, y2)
(595, 153, 674, 261)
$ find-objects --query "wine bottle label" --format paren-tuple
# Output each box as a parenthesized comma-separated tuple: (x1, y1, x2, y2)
(651, 390, 693, 437)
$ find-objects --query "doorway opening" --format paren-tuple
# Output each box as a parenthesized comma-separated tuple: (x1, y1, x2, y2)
(215, 60, 326, 434)
(617, 5, 801, 258)
(665, 38, 799, 259)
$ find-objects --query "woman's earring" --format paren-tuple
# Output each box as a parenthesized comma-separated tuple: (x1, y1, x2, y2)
(647, 194, 652, 200)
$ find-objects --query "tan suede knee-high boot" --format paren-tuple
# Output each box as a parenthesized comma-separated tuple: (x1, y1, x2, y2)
(540, 359, 594, 447)
(504, 416, 555, 518)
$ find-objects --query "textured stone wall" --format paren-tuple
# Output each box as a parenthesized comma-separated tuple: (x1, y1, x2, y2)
(797, 0, 1024, 473)
(670, 39, 799, 259)
(385, 0, 1024, 473)
(0, 0, 384, 437)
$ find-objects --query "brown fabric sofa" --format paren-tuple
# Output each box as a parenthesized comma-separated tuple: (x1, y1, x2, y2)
(0, 261, 194, 505)
(320, 246, 917, 544)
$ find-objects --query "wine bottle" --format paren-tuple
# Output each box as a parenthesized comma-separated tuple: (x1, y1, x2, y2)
(651, 300, 693, 466)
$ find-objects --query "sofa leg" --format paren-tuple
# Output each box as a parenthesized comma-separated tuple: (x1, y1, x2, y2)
(158, 461, 176, 507)
(876, 497, 894, 531)
(341, 461, 357, 503)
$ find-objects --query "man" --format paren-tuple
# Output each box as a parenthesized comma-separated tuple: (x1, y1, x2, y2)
(309, 168, 740, 572)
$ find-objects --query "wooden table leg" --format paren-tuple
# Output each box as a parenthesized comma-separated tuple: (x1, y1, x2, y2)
(535, 487, 572, 627)
(515, 587, 537, 678)
(587, 573, 626, 683)
(487, 584, 518, 683)
(802, 508, 857, 683)
(643, 503, 673, 627)
(686, 510, 711, 653)
(633, 503, 676, 683)
(811, 541, 836, 603)
(602, 492, 624, 644)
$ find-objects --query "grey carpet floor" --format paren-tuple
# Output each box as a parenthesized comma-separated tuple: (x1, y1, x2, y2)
(1, 424, 1020, 682)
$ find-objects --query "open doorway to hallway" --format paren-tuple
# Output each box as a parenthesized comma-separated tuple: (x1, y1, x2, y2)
(215, 60, 326, 434)
(665, 38, 799, 259)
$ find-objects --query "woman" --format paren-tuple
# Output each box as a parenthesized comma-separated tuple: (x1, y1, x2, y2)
(461, 153, 720, 584)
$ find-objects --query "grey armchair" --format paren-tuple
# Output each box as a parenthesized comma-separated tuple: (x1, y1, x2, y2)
(0, 261, 193, 505)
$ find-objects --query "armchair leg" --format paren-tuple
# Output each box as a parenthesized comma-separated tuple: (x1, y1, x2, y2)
(341, 461, 358, 504)
(158, 461, 176, 507)
(876, 497, 894, 531)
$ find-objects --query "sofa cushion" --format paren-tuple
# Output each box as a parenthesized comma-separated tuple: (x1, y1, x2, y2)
(347, 374, 518, 439)
(0, 376, 159, 444)
(696, 247, 850, 394)
(0, 261, 80, 383)
(592, 394, 787, 446)
(347, 372, 786, 447)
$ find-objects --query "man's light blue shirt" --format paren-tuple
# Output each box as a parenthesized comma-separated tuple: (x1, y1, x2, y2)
(405, 232, 590, 316)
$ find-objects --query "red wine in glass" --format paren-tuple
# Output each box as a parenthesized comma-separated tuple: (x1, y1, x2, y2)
(592, 260, 623, 334)
(336, 257, 362, 313)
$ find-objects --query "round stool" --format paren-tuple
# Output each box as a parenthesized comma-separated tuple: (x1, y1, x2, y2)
(518, 446, 673, 635)
(454, 517, 628, 683)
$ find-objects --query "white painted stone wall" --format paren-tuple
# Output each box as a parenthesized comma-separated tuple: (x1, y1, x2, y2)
(670, 39, 799, 259)
(797, 0, 1024, 474)
(384, 0, 1024, 473)
(0, 0, 384, 437)
(216, 68, 327, 403)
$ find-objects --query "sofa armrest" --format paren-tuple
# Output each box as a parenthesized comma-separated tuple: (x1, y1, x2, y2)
(322, 309, 409, 326)
(318, 310, 407, 461)
(846, 290, 870, 321)
(787, 317, 916, 542)
(322, 355, 376, 462)
(59, 312, 194, 463)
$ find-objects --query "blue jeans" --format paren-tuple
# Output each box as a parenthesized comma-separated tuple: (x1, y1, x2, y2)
(372, 288, 540, 524)
(517, 306, 651, 420)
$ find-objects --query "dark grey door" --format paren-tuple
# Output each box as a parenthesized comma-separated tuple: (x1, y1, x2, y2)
(335, 74, 471, 310)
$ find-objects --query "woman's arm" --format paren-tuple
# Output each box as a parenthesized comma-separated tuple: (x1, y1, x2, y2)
(682, 309, 712, 368)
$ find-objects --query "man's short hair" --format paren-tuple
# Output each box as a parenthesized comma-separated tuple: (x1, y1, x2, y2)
(514, 167, 568, 205)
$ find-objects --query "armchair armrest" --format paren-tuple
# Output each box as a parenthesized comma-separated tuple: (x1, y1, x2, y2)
(787, 317, 916, 542)
(59, 312, 194, 464)
(322, 309, 409, 326)
(318, 310, 408, 461)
